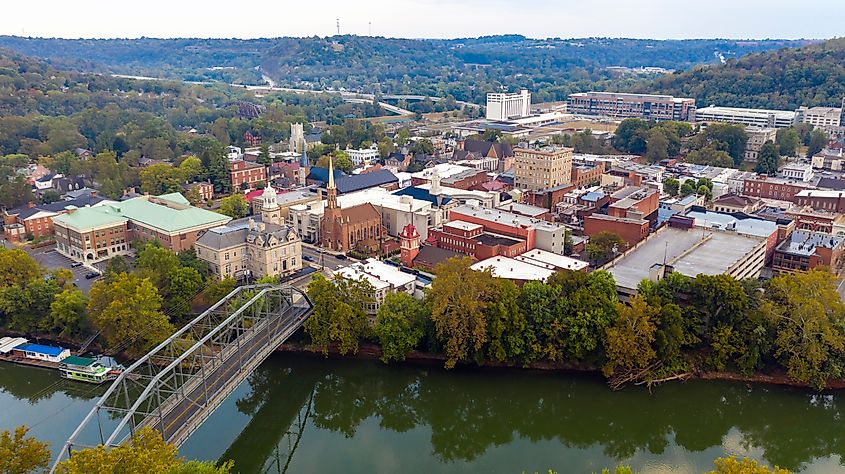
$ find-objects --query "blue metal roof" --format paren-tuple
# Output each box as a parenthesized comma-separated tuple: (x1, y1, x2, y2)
(306, 167, 346, 184)
(15, 343, 66, 356)
(335, 170, 398, 194)
(393, 186, 452, 207)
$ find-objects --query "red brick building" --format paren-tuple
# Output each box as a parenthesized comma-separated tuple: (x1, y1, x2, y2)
(771, 230, 845, 275)
(230, 160, 267, 190)
(584, 214, 650, 248)
(742, 177, 809, 202)
(607, 186, 660, 221)
(182, 181, 214, 201)
(571, 162, 605, 188)
(428, 220, 527, 260)
(793, 190, 845, 213)
(321, 158, 385, 254)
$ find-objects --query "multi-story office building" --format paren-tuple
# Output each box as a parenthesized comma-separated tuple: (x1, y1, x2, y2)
(567, 92, 696, 121)
(694, 106, 797, 128)
(513, 146, 573, 192)
(795, 106, 842, 128)
(486, 89, 531, 121)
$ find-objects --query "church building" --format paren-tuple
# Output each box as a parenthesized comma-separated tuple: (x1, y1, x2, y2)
(320, 156, 384, 254)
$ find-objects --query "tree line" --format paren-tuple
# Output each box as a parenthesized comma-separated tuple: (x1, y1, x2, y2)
(305, 257, 845, 390)
(0, 241, 237, 357)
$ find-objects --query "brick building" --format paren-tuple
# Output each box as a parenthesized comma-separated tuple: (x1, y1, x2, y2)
(570, 162, 605, 188)
(428, 220, 527, 260)
(320, 157, 385, 254)
(513, 146, 573, 191)
(3, 193, 104, 242)
(772, 230, 845, 275)
(230, 160, 267, 190)
(794, 190, 845, 213)
(584, 214, 650, 248)
(742, 177, 809, 202)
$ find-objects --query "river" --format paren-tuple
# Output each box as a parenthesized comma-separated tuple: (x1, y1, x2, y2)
(1, 354, 844, 473)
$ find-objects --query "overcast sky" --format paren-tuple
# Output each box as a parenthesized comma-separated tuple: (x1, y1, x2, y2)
(2, 0, 841, 40)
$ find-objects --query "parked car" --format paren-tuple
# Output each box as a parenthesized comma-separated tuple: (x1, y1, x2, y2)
(336, 254, 347, 260)
(302, 255, 314, 262)
(70, 262, 83, 268)
(84, 272, 100, 280)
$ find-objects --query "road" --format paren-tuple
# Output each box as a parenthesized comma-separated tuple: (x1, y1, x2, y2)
(300, 244, 353, 271)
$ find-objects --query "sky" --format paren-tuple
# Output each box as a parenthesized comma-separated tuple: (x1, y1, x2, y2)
(2, 0, 842, 40)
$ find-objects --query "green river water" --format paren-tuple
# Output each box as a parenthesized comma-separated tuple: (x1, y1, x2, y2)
(1, 354, 844, 473)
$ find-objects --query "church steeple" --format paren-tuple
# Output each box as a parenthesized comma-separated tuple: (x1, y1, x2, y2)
(326, 154, 338, 210)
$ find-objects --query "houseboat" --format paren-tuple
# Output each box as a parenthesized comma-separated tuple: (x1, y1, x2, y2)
(59, 356, 123, 384)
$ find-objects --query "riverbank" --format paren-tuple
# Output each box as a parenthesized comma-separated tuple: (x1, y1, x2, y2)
(276, 342, 845, 391)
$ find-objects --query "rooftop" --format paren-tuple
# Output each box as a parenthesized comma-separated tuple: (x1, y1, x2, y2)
(685, 209, 778, 239)
(778, 230, 844, 257)
(451, 204, 566, 233)
(471, 256, 556, 282)
(497, 202, 549, 218)
(445, 220, 483, 232)
(606, 226, 766, 291)
(14, 343, 66, 356)
(515, 249, 588, 271)
(696, 105, 796, 119)
(54, 193, 230, 234)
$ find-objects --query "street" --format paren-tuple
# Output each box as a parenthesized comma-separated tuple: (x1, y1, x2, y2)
(300, 243, 353, 271)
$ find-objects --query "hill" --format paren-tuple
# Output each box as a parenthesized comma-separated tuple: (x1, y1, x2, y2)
(0, 36, 807, 104)
(650, 38, 845, 110)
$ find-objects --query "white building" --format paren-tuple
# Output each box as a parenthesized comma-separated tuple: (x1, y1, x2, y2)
(695, 106, 797, 128)
(471, 256, 556, 283)
(227, 146, 243, 161)
(486, 89, 531, 121)
(346, 145, 380, 165)
(796, 106, 842, 128)
(334, 258, 416, 315)
(780, 163, 814, 182)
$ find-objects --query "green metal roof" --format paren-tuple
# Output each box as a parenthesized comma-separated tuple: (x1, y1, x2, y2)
(61, 355, 96, 366)
(52, 206, 128, 230)
(54, 194, 230, 234)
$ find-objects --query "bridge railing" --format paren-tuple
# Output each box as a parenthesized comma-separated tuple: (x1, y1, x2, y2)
(52, 284, 312, 472)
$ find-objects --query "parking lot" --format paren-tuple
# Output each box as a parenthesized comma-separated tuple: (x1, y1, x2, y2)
(27, 244, 103, 293)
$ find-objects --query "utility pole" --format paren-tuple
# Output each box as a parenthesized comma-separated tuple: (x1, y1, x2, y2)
(336, 18, 340, 36)
(368, 22, 372, 36)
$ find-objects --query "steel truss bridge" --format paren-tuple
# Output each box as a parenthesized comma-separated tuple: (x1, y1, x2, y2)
(52, 284, 313, 471)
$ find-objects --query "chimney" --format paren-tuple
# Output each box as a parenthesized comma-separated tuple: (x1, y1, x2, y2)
(248, 218, 255, 231)
(258, 222, 266, 232)
(90, 190, 97, 197)
(27, 202, 34, 209)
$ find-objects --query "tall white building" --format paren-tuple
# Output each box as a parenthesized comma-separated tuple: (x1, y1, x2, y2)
(796, 106, 842, 128)
(694, 106, 796, 128)
(486, 89, 531, 121)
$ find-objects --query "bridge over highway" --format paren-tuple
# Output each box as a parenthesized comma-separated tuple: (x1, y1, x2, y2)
(51, 284, 313, 472)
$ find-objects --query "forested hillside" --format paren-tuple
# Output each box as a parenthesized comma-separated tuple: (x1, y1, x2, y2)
(651, 38, 845, 109)
(0, 35, 807, 103)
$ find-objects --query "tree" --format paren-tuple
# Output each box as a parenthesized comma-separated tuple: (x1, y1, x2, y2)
(166, 266, 203, 322)
(330, 150, 354, 173)
(776, 128, 800, 156)
(374, 292, 428, 362)
(103, 255, 131, 282)
(0, 248, 42, 288)
(763, 269, 845, 389)
(428, 257, 495, 368)
(686, 146, 734, 168)
(88, 273, 174, 357)
(708, 457, 789, 474)
(692, 123, 748, 166)
(219, 194, 248, 219)
(50, 288, 88, 338)
(305, 273, 373, 356)
(41, 189, 61, 204)
(140, 163, 181, 195)
(183, 186, 202, 205)
(807, 129, 828, 157)
(755, 142, 781, 176)
(697, 184, 713, 201)
(680, 179, 696, 197)
(178, 155, 204, 182)
(612, 118, 649, 154)
(603, 296, 658, 377)
(645, 128, 669, 163)
(663, 177, 679, 196)
(586, 231, 625, 266)
(0, 425, 50, 474)
(55, 426, 233, 474)
(377, 137, 395, 158)
(409, 139, 435, 156)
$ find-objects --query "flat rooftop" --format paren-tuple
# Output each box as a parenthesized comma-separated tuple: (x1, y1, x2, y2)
(477, 233, 522, 247)
(445, 220, 483, 232)
(606, 226, 765, 291)
(515, 249, 588, 271)
(472, 256, 556, 282)
(696, 106, 796, 119)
